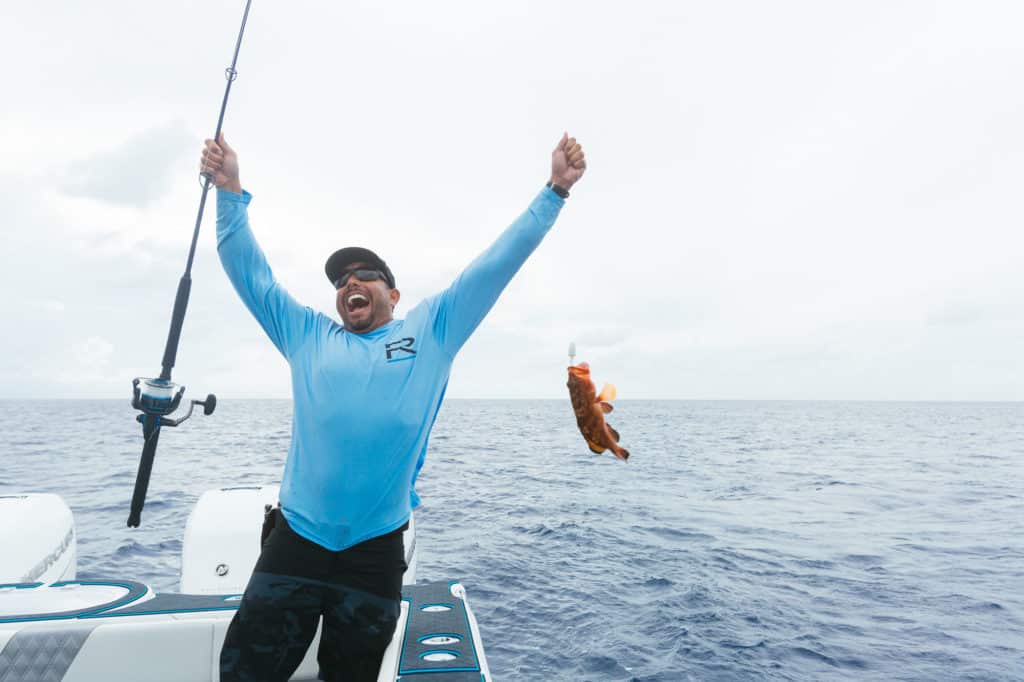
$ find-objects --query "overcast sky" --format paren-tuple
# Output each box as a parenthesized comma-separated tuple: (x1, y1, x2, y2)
(1, 1, 1022, 400)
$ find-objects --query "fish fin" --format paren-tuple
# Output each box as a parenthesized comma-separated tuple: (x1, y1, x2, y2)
(607, 425, 620, 441)
(599, 401, 613, 414)
(596, 383, 617, 402)
(586, 440, 606, 454)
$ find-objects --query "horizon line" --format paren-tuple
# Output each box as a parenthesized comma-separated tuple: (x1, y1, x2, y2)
(1, 397, 1021, 404)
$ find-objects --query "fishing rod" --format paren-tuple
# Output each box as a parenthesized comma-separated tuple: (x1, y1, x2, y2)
(127, 0, 254, 528)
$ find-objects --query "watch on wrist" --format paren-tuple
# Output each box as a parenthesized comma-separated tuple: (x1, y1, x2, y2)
(546, 181, 569, 199)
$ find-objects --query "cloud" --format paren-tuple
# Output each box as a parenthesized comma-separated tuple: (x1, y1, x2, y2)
(574, 328, 629, 349)
(59, 121, 195, 208)
(25, 299, 66, 314)
(71, 336, 115, 369)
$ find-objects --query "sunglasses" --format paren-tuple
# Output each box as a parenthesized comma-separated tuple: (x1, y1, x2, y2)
(333, 268, 387, 290)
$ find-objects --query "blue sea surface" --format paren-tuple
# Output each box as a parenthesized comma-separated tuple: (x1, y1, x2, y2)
(2, 399, 1023, 681)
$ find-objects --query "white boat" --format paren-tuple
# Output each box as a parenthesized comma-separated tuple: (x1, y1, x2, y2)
(0, 487, 491, 681)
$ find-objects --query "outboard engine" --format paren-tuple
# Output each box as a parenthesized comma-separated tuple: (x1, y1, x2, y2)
(180, 486, 416, 594)
(0, 493, 76, 584)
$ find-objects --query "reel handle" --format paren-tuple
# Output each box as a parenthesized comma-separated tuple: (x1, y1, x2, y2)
(198, 393, 217, 416)
(134, 392, 218, 428)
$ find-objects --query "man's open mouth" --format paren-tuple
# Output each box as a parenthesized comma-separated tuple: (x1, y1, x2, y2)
(346, 293, 370, 312)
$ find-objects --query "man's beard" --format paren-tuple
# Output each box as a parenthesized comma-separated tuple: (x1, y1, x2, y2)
(345, 304, 376, 331)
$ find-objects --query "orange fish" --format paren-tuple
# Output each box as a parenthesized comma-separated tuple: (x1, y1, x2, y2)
(566, 361, 630, 460)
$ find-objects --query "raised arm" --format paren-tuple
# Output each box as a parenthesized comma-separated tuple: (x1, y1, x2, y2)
(201, 135, 315, 358)
(433, 133, 587, 356)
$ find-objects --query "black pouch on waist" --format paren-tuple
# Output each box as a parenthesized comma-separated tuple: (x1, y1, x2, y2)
(261, 503, 279, 548)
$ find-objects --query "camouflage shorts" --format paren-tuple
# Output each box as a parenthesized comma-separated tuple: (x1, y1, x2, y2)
(220, 510, 405, 682)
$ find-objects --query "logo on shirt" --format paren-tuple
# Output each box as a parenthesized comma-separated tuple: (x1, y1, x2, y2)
(385, 337, 417, 363)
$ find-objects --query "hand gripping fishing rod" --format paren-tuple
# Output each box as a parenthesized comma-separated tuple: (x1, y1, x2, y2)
(127, 0, 254, 528)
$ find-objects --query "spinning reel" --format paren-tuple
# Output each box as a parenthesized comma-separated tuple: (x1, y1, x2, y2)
(131, 377, 216, 428)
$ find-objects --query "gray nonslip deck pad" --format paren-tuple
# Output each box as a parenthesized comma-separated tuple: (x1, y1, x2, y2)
(0, 628, 93, 682)
(398, 582, 482, 679)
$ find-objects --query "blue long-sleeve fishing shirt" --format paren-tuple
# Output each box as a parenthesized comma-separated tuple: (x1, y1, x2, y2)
(216, 187, 564, 551)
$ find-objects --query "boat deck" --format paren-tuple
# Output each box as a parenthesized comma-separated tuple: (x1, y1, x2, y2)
(0, 580, 487, 680)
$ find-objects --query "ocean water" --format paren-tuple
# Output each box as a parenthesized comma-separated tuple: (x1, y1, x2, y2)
(2, 399, 1023, 681)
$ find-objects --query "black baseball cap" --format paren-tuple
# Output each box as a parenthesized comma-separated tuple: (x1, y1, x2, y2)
(324, 247, 396, 289)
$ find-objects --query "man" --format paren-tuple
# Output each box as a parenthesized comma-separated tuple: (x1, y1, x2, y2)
(200, 131, 586, 681)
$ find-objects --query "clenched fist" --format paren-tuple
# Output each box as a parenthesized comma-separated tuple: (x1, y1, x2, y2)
(200, 133, 242, 194)
(549, 133, 587, 192)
